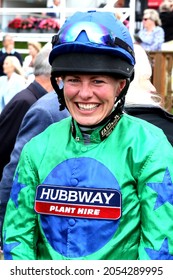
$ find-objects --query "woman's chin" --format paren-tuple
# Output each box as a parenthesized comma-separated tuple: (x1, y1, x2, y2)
(76, 116, 99, 127)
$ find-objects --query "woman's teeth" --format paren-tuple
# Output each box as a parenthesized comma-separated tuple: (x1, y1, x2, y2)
(78, 103, 98, 110)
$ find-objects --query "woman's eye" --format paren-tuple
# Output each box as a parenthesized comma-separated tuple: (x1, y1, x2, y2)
(93, 79, 104, 84)
(69, 78, 79, 83)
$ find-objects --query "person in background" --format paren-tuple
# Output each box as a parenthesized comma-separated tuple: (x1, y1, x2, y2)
(46, 0, 61, 18)
(135, 9, 165, 51)
(0, 56, 26, 113)
(0, 44, 53, 182)
(125, 43, 173, 146)
(114, 0, 125, 8)
(0, 34, 23, 76)
(99, 1, 129, 28)
(0, 43, 56, 253)
(99, 0, 125, 8)
(2, 11, 173, 260)
(23, 41, 42, 84)
(0, 91, 69, 255)
(159, 0, 173, 43)
(114, 3, 129, 28)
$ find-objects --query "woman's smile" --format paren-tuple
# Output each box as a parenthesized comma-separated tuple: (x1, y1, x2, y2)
(63, 74, 126, 126)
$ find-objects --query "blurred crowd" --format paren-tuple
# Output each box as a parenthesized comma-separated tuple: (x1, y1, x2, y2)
(1, 1, 173, 113)
(0, 34, 43, 113)
(134, 0, 173, 51)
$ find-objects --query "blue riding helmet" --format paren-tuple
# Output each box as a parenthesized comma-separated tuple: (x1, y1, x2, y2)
(49, 11, 135, 78)
(49, 11, 136, 111)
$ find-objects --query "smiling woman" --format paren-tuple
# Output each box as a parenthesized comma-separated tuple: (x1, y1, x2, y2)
(3, 10, 173, 261)
(63, 74, 126, 126)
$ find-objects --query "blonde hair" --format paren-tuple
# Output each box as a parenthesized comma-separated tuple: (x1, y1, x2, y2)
(143, 9, 162, 26)
(125, 44, 161, 106)
(4, 56, 24, 76)
(28, 41, 42, 53)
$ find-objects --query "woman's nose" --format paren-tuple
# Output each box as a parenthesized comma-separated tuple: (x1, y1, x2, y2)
(78, 82, 93, 99)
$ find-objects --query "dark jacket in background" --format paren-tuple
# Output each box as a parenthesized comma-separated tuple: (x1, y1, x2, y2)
(159, 11, 173, 42)
(46, 5, 60, 18)
(0, 81, 47, 179)
(125, 105, 173, 146)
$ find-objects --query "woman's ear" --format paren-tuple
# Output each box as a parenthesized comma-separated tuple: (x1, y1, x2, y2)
(117, 79, 127, 96)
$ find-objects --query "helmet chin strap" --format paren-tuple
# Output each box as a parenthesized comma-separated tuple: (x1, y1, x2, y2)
(114, 78, 130, 111)
(51, 75, 66, 111)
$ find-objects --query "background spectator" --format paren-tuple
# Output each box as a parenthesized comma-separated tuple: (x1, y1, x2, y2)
(125, 44, 157, 103)
(23, 41, 42, 84)
(0, 43, 53, 181)
(0, 92, 69, 254)
(0, 56, 26, 113)
(0, 34, 23, 76)
(114, 0, 125, 7)
(159, 0, 173, 43)
(46, 0, 61, 18)
(125, 43, 173, 146)
(135, 9, 165, 51)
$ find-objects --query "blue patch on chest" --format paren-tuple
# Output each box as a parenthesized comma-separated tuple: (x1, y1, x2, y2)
(40, 157, 121, 258)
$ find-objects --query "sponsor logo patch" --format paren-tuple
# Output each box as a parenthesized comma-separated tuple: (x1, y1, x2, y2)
(34, 185, 121, 220)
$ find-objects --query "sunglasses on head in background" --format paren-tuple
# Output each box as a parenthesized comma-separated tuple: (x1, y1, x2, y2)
(143, 18, 151, 21)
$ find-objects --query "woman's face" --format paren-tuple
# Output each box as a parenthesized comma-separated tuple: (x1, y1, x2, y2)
(28, 45, 38, 57)
(142, 15, 155, 28)
(63, 74, 126, 126)
(3, 57, 14, 75)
